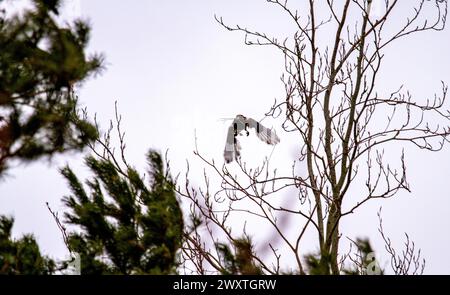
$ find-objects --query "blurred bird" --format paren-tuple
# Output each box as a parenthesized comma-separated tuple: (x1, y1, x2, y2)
(223, 114, 280, 163)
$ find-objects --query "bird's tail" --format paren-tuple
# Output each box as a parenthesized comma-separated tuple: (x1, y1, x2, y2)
(223, 140, 241, 163)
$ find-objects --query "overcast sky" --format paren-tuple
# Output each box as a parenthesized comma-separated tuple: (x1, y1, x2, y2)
(0, 0, 449, 274)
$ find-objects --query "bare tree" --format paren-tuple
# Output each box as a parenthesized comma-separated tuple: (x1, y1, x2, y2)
(177, 0, 449, 274)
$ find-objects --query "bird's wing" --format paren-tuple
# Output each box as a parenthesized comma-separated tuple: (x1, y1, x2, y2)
(224, 124, 241, 163)
(246, 117, 280, 145)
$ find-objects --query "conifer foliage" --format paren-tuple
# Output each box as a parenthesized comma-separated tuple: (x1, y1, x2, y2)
(0, 216, 55, 274)
(0, 0, 102, 274)
(0, 0, 102, 173)
(60, 149, 184, 274)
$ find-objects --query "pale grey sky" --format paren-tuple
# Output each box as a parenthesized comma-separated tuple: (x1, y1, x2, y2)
(0, 0, 449, 274)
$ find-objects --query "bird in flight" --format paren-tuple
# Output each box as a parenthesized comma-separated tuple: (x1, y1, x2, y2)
(223, 114, 280, 163)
